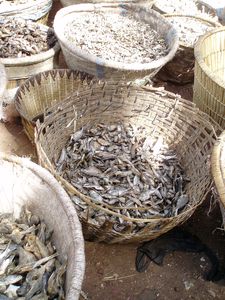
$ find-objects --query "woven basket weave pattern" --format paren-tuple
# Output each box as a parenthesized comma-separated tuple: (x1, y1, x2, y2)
(15, 69, 94, 141)
(193, 27, 225, 128)
(35, 82, 222, 243)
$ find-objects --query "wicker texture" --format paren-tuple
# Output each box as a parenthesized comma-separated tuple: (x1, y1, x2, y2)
(193, 27, 225, 128)
(15, 69, 93, 141)
(156, 14, 220, 84)
(0, 22, 60, 104)
(0, 0, 52, 24)
(35, 81, 222, 244)
(211, 131, 225, 227)
(0, 153, 85, 300)
(53, 3, 179, 82)
(153, 0, 217, 18)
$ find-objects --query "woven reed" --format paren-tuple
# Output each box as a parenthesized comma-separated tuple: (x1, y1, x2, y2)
(0, 153, 85, 300)
(212, 131, 225, 228)
(15, 69, 94, 141)
(53, 3, 179, 82)
(153, 0, 217, 18)
(35, 81, 222, 243)
(156, 14, 220, 84)
(193, 27, 225, 128)
(0, 0, 52, 24)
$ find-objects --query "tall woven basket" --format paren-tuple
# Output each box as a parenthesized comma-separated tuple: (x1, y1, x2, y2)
(0, 0, 52, 24)
(53, 3, 179, 82)
(15, 69, 93, 141)
(211, 131, 225, 228)
(193, 27, 225, 128)
(0, 153, 85, 300)
(156, 14, 220, 84)
(35, 82, 222, 244)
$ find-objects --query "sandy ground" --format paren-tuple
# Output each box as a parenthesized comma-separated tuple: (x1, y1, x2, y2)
(0, 1, 224, 299)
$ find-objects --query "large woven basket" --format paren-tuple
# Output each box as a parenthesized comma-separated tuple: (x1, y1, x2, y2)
(35, 81, 222, 244)
(211, 131, 225, 228)
(193, 27, 225, 128)
(0, 0, 52, 24)
(156, 14, 220, 84)
(153, 0, 217, 19)
(14, 69, 93, 142)
(60, 0, 154, 7)
(0, 19, 60, 104)
(53, 3, 179, 82)
(0, 153, 85, 300)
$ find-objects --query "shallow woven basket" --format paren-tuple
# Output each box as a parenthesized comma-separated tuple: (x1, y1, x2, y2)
(0, 153, 85, 300)
(153, 0, 217, 18)
(14, 69, 93, 142)
(156, 14, 220, 84)
(212, 131, 225, 228)
(0, 0, 52, 24)
(0, 19, 60, 104)
(35, 81, 222, 244)
(60, 0, 154, 7)
(53, 3, 179, 82)
(193, 27, 225, 128)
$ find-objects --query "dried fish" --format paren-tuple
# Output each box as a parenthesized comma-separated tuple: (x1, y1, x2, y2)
(56, 121, 190, 233)
(167, 17, 214, 47)
(64, 11, 169, 64)
(0, 209, 66, 299)
(0, 18, 57, 58)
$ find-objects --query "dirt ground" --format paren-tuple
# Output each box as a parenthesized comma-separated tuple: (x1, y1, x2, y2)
(1, 1, 225, 299)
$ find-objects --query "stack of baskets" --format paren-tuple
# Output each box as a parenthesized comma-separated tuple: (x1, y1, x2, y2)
(31, 79, 223, 243)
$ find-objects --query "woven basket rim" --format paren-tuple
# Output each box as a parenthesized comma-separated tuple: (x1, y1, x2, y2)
(0, 152, 85, 300)
(212, 131, 225, 209)
(14, 68, 94, 121)
(0, 20, 60, 66)
(53, 3, 179, 71)
(0, 0, 52, 13)
(164, 13, 221, 49)
(194, 26, 225, 90)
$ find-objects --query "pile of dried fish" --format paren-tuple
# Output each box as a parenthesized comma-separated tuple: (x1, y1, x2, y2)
(0, 209, 66, 299)
(154, 0, 217, 20)
(64, 12, 168, 64)
(0, 18, 56, 58)
(167, 17, 213, 47)
(56, 122, 190, 232)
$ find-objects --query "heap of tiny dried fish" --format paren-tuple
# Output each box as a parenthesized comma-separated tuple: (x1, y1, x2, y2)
(154, 0, 217, 20)
(0, 18, 57, 58)
(56, 122, 190, 233)
(64, 12, 169, 64)
(167, 17, 214, 47)
(0, 209, 66, 299)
